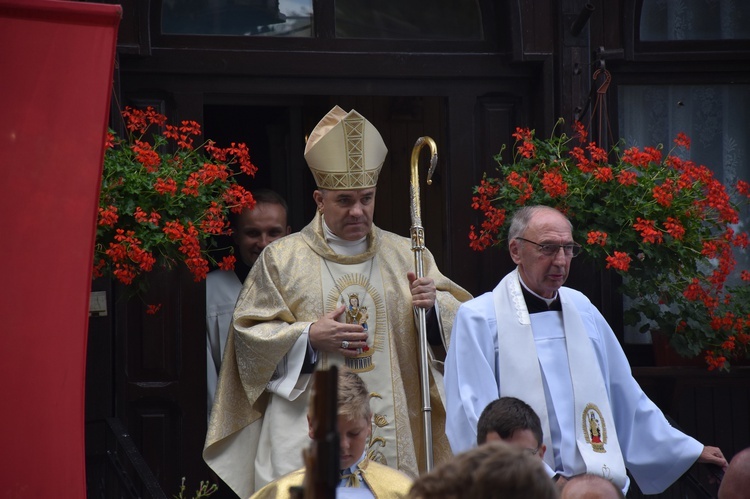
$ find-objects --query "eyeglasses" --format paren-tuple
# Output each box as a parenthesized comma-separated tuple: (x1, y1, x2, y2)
(524, 446, 541, 456)
(516, 237, 582, 258)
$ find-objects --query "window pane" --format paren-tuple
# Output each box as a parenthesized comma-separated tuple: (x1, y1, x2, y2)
(640, 0, 750, 41)
(618, 84, 750, 343)
(162, 0, 313, 37)
(335, 0, 482, 40)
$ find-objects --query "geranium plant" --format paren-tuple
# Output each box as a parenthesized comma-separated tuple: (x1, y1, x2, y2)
(94, 106, 255, 307)
(469, 119, 750, 370)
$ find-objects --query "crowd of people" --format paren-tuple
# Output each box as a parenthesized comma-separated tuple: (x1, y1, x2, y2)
(203, 106, 743, 499)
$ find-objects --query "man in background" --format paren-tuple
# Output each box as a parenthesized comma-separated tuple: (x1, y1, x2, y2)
(206, 189, 291, 416)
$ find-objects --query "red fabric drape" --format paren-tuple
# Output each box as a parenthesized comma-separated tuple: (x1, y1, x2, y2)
(0, 0, 120, 496)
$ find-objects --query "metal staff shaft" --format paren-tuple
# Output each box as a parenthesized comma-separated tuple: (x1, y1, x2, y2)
(409, 136, 438, 473)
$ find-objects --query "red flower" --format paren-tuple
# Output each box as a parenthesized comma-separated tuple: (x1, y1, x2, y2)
(223, 184, 256, 213)
(154, 177, 178, 195)
(592, 167, 613, 183)
(200, 202, 230, 235)
(146, 303, 162, 315)
(134, 207, 160, 226)
(633, 218, 663, 244)
(674, 132, 691, 150)
(606, 251, 631, 272)
(199, 162, 230, 184)
(541, 171, 568, 198)
(519, 141, 536, 158)
(507, 171, 533, 205)
(511, 127, 532, 142)
(132, 140, 160, 172)
(573, 121, 588, 143)
(652, 179, 675, 207)
(570, 146, 594, 173)
(98, 205, 118, 227)
(704, 351, 727, 371)
(587, 231, 608, 246)
(218, 255, 236, 271)
(471, 179, 500, 212)
(227, 142, 257, 177)
(683, 278, 705, 302)
(663, 217, 685, 241)
(121, 106, 166, 134)
(721, 336, 736, 352)
(616, 170, 638, 186)
(587, 142, 608, 163)
(182, 174, 202, 197)
(185, 256, 209, 281)
(134, 207, 148, 223)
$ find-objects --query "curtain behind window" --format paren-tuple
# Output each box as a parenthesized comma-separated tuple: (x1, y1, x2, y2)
(619, 84, 750, 343)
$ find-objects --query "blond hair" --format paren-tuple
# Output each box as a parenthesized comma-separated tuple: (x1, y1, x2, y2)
(308, 367, 372, 422)
(336, 367, 372, 422)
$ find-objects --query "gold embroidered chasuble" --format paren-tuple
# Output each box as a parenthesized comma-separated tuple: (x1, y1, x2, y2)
(203, 213, 472, 499)
(250, 459, 414, 499)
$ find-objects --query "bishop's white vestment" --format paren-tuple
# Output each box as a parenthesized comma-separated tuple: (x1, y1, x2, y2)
(444, 270, 703, 495)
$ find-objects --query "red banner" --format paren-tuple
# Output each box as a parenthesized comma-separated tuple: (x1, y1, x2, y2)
(0, 0, 120, 496)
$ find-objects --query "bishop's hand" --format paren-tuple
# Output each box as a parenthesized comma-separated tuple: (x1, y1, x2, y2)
(408, 271, 436, 310)
(309, 304, 368, 358)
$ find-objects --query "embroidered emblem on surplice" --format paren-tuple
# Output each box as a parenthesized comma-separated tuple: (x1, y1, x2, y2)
(582, 403, 607, 453)
(325, 272, 386, 373)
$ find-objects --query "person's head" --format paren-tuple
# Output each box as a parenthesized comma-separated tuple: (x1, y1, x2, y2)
(231, 189, 291, 267)
(718, 447, 750, 499)
(313, 187, 376, 241)
(408, 441, 557, 499)
(304, 106, 387, 242)
(560, 474, 624, 499)
(476, 397, 546, 460)
(508, 205, 579, 298)
(307, 367, 372, 470)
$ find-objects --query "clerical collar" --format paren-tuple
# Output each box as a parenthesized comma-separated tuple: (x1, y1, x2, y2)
(322, 216, 367, 256)
(518, 275, 561, 313)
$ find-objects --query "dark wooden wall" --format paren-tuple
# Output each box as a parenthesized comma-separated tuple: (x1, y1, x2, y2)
(82, 0, 750, 497)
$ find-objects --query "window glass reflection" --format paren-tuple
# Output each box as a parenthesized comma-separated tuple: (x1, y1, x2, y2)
(335, 0, 482, 40)
(162, 0, 313, 37)
(640, 0, 750, 41)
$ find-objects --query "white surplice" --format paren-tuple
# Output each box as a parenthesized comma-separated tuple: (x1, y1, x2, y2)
(444, 275, 704, 495)
(205, 268, 243, 417)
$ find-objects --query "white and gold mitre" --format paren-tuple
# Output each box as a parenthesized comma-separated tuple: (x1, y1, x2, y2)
(304, 106, 388, 190)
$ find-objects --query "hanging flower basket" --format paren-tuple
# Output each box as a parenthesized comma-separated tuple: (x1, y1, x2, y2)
(93, 106, 256, 303)
(470, 119, 750, 370)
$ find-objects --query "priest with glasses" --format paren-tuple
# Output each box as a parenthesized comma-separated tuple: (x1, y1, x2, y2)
(444, 205, 727, 495)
